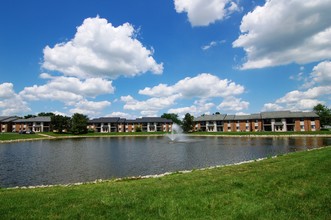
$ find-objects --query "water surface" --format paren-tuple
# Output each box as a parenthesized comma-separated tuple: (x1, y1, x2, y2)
(0, 136, 330, 187)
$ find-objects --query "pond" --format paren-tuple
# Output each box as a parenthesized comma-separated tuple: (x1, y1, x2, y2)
(0, 136, 330, 188)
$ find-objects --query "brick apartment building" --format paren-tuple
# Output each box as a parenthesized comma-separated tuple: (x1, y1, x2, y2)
(12, 117, 52, 133)
(194, 111, 320, 132)
(88, 117, 173, 133)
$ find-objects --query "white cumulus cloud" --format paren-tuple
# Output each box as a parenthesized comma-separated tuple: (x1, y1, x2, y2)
(122, 73, 247, 116)
(69, 100, 111, 117)
(0, 83, 31, 115)
(309, 60, 331, 85)
(262, 61, 331, 111)
(168, 99, 215, 117)
(42, 16, 163, 79)
(233, 0, 331, 69)
(139, 73, 245, 98)
(20, 74, 115, 104)
(0, 83, 16, 99)
(174, 0, 240, 26)
(217, 97, 249, 111)
(121, 95, 180, 115)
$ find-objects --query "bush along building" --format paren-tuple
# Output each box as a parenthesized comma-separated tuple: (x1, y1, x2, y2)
(194, 111, 320, 132)
(87, 117, 173, 133)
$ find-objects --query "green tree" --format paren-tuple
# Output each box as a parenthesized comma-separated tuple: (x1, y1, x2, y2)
(38, 112, 55, 117)
(182, 113, 194, 133)
(51, 115, 71, 133)
(24, 114, 36, 119)
(313, 104, 331, 128)
(161, 113, 182, 125)
(71, 113, 89, 134)
(134, 125, 142, 132)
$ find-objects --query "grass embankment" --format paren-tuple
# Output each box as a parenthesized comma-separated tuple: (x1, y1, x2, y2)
(0, 132, 168, 142)
(1, 147, 330, 219)
(43, 131, 168, 137)
(1, 130, 331, 142)
(192, 130, 331, 136)
(0, 132, 44, 141)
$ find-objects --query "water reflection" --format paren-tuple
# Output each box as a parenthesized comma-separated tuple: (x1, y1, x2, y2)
(0, 136, 330, 187)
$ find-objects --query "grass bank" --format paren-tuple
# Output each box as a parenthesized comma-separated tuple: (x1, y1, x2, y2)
(1, 130, 331, 143)
(0, 132, 168, 142)
(192, 130, 331, 136)
(0, 132, 44, 141)
(1, 147, 330, 219)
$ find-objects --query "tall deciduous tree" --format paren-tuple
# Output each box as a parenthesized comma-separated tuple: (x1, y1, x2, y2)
(161, 113, 182, 125)
(38, 112, 55, 117)
(313, 104, 331, 128)
(71, 113, 89, 134)
(182, 113, 194, 133)
(51, 115, 71, 133)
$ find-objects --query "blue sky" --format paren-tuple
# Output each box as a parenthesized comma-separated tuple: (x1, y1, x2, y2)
(1, 0, 331, 119)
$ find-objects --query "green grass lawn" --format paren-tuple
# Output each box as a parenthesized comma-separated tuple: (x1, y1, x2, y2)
(44, 131, 168, 137)
(192, 130, 331, 136)
(0, 132, 44, 141)
(1, 147, 330, 219)
(1, 130, 330, 142)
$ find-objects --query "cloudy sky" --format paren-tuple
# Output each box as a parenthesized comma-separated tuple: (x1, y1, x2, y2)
(1, 0, 331, 118)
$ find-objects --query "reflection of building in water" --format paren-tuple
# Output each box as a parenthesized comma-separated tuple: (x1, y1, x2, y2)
(293, 137, 324, 149)
(194, 111, 320, 132)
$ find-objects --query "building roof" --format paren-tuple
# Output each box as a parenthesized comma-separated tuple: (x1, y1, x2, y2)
(0, 116, 10, 121)
(224, 115, 235, 120)
(261, 111, 319, 119)
(295, 111, 319, 118)
(89, 117, 120, 123)
(135, 117, 172, 123)
(194, 111, 319, 123)
(125, 119, 137, 124)
(0, 116, 19, 122)
(89, 117, 172, 124)
(234, 115, 251, 120)
(14, 116, 51, 123)
(261, 111, 293, 119)
(248, 113, 261, 120)
(194, 114, 226, 122)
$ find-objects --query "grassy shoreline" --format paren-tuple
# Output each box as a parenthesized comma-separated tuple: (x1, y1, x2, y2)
(1, 147, 330, 219)
(1, 130, 331, 143)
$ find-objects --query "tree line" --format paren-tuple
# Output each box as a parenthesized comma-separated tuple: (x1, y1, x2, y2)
(19, 104, 331, 135)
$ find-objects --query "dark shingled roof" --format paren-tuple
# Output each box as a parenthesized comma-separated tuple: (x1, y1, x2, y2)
(234, 115, 251, 120)
(224, 115, 235, 120)
(261, 111, 319, 119)
(136, 117, 172, 123)
(194, 111, 318, 122)
(89, 117, 172, 124)
(0, 116, 19, 122)
(89, 117, 120, 123)
(14, 116, 51, 123)
(194, 114, 226, 122)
